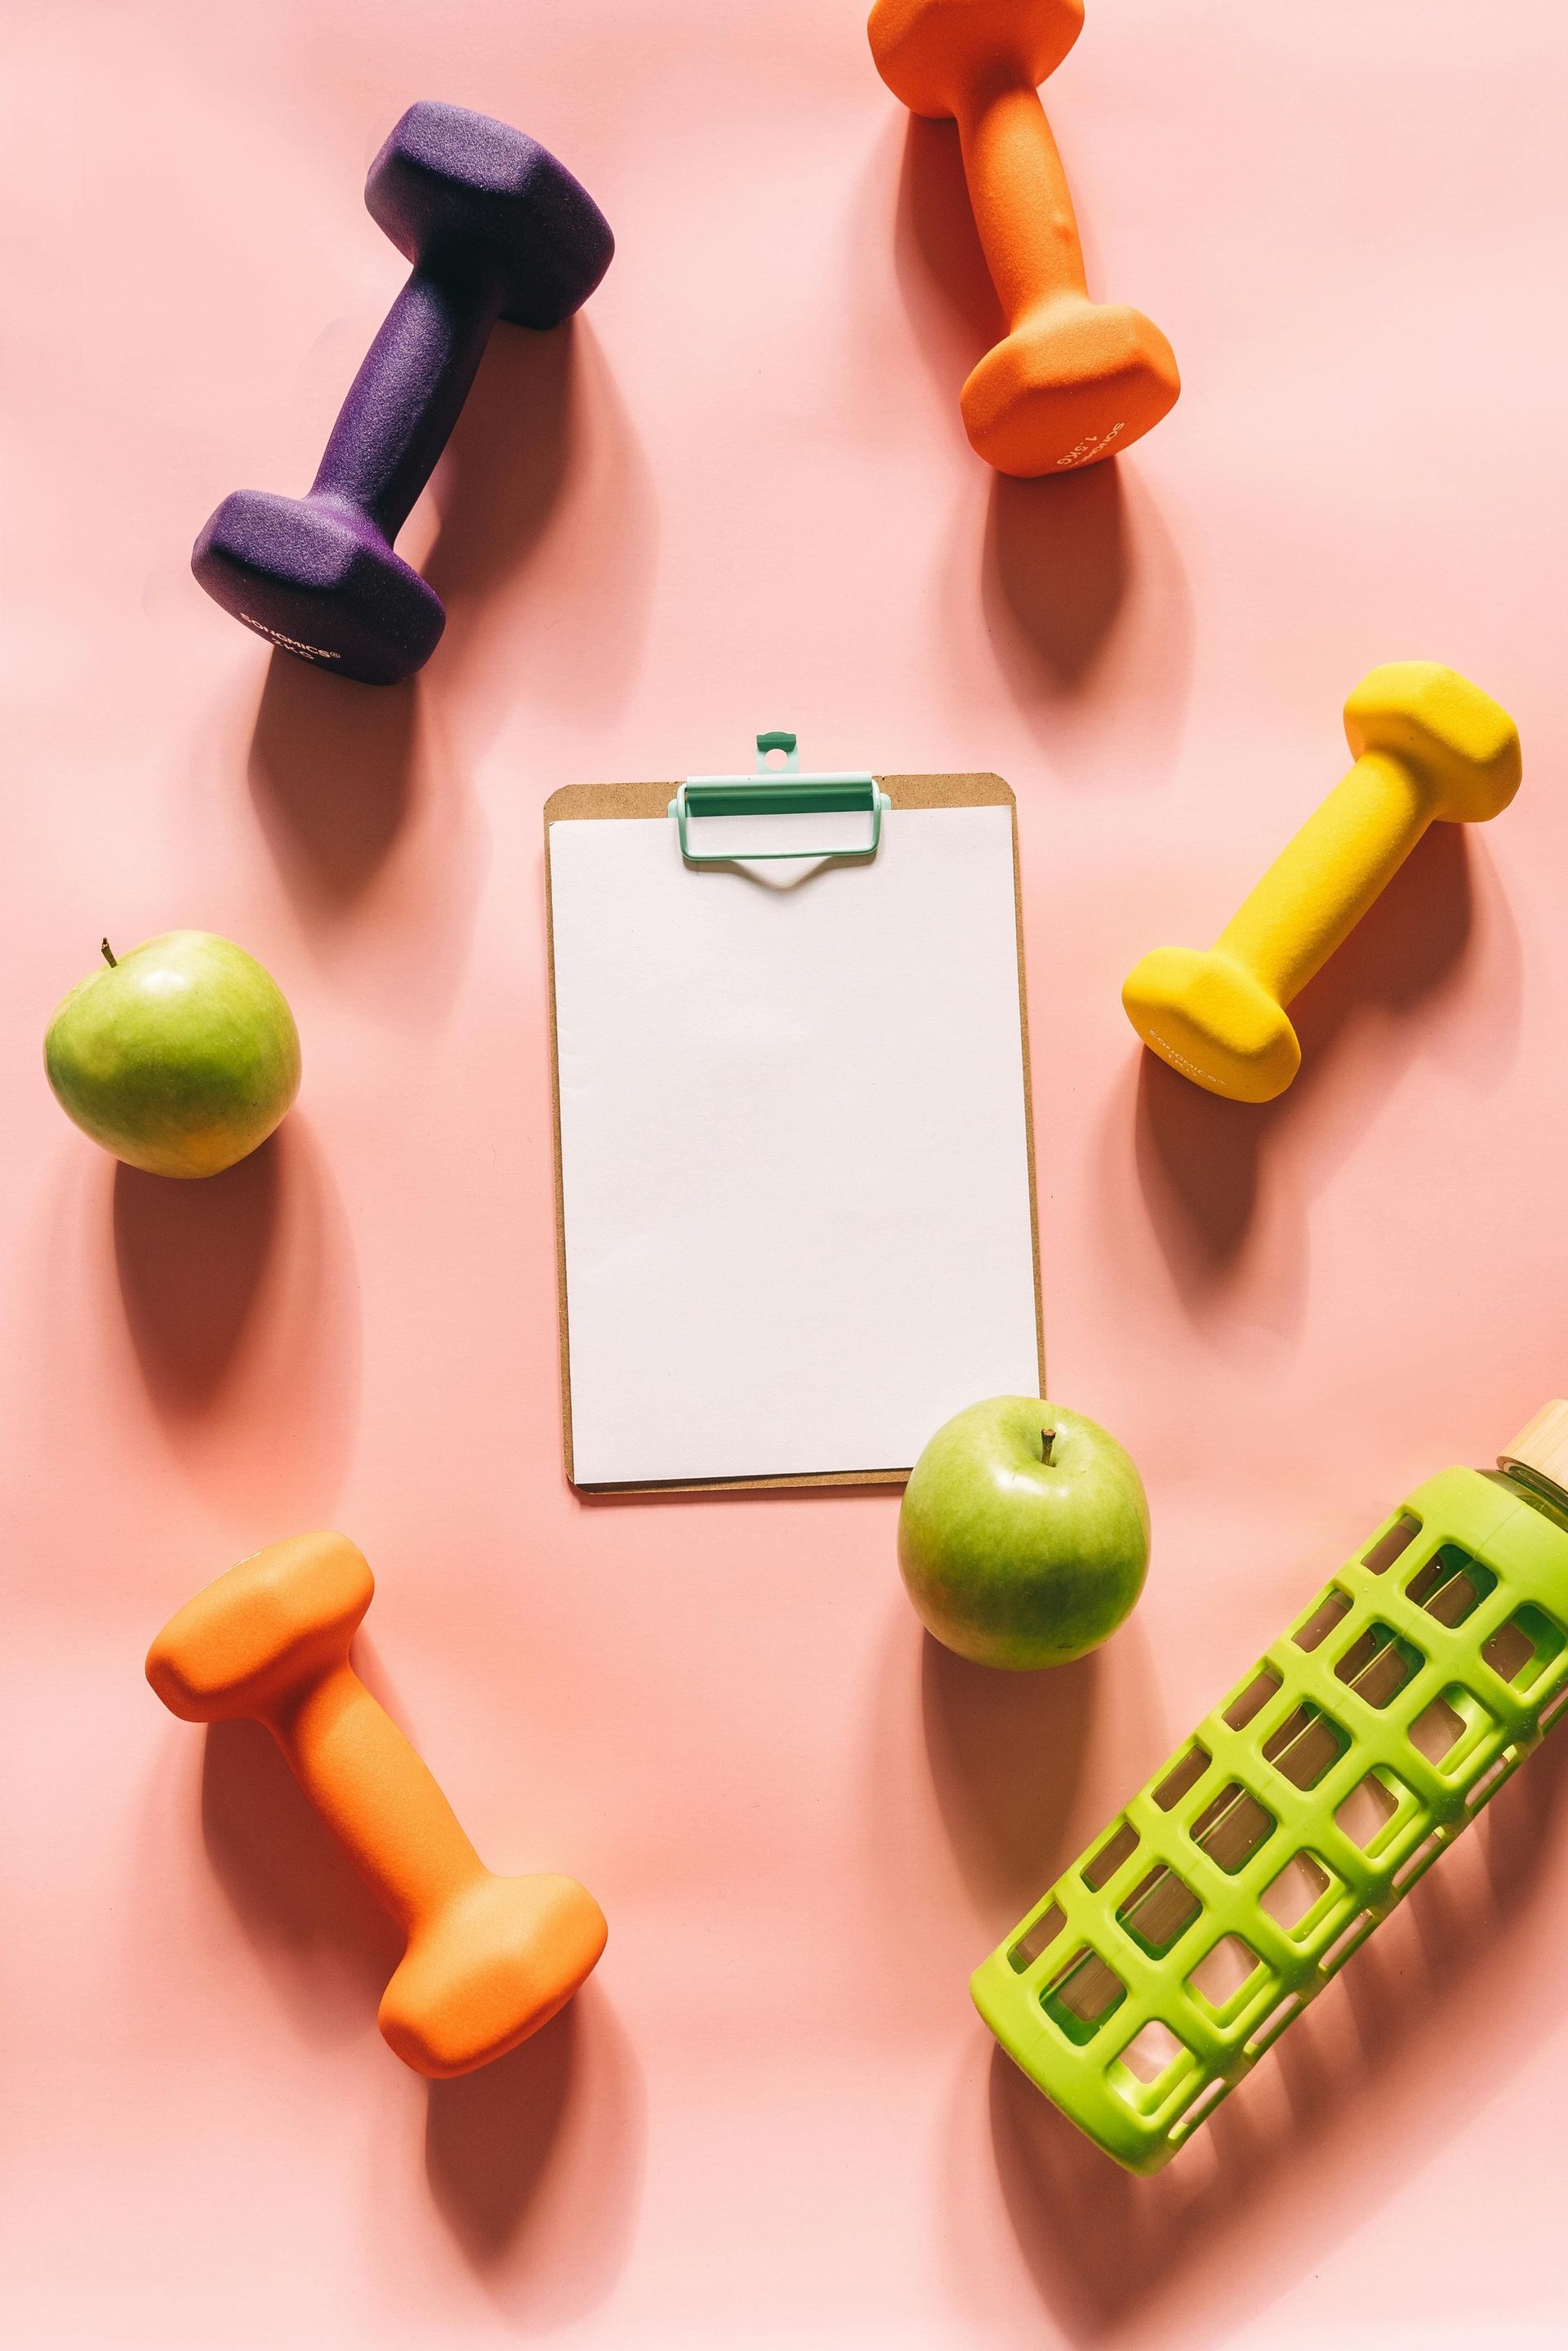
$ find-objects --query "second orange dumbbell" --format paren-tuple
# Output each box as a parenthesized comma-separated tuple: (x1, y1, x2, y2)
(869, 0, 1179, 474)
(147, 1532, 606, 2077)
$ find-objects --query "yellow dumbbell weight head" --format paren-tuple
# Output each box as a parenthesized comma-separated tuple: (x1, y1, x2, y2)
(1342, 661, 1521, 824)
(1123, 663, 1521, 1105)
(1121, 944, 1300, 1105)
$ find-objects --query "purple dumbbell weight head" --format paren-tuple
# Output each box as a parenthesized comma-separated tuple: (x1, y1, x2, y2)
(192, 101, 613, 687)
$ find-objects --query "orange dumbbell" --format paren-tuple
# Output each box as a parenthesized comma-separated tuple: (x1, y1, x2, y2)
(868, 0, 1179, 474)
(146, 1532, 607, 2077)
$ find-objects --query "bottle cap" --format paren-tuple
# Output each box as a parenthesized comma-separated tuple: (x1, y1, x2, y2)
(1499, 1401, 1568, 1498)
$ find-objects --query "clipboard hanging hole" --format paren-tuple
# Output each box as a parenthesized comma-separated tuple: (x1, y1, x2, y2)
(755, 731, 799, 773)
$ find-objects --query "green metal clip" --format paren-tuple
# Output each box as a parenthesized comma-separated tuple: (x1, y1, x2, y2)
(668, 732, 890, 863)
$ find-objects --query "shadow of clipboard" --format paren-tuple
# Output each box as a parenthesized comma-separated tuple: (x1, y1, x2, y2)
(543, 765, 1045, 1494)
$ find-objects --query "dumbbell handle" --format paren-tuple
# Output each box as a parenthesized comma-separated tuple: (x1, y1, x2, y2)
(311, 262, 503, 542)
(953, 78, 1087, 327)
(1216, 752, 1438, 1008)
(267, 1658, 487, 1935)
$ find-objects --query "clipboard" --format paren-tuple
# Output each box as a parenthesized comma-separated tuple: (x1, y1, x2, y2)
(543, 738, 1045, 1494)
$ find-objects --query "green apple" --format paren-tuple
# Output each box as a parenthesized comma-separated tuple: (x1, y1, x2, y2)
(898, 1397, 1149, 1669)
(44, 931, 301, 1179)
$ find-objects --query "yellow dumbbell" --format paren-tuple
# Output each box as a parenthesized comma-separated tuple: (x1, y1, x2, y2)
(1122, 663, 1521, 1103)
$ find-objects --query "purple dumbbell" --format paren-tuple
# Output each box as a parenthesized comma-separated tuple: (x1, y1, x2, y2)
(192, 101, 613, 687)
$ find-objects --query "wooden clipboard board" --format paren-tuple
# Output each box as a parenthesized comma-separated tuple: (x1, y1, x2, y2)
(543, 769, 1045, 1494)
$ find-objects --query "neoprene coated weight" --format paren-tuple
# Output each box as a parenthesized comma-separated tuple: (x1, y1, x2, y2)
(1122, 664, 1522, 1103)
(192, 102, 614, 687)
(147, 1532, 608, 2077)
(868, 0, 1179, 474)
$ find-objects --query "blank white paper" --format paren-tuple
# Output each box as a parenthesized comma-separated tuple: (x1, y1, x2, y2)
(549, 801, 1041, 1486)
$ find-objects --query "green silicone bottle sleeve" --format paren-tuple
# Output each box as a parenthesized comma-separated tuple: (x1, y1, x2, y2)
(972, 1445, 1568, 2175)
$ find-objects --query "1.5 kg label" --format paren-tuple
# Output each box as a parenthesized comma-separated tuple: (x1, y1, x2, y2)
(1057, 420, 1125, 469)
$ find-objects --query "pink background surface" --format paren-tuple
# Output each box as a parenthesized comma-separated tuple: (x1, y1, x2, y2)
(5, 3, 1568, 2344)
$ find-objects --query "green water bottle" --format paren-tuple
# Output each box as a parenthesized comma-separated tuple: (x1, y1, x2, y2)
(971, 1403, 1568, 2175)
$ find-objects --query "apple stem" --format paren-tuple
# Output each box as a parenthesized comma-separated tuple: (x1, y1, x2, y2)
(1040, 1427, 1056, 1466)
(100, 938, 118, 968)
